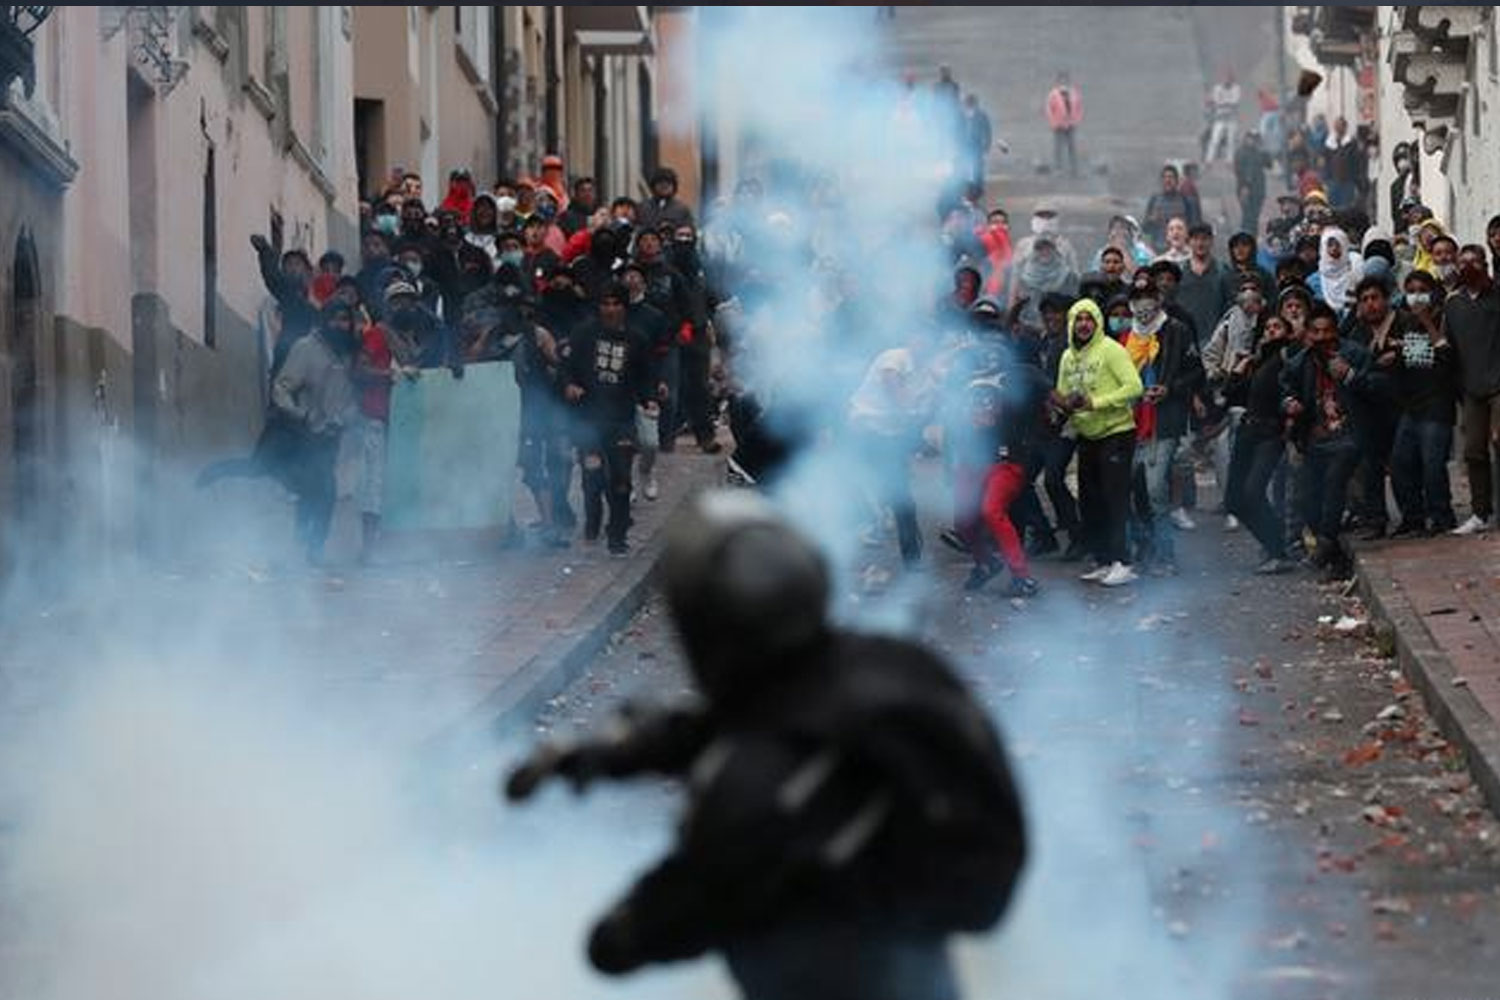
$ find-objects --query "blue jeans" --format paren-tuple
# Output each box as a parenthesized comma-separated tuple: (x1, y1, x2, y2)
(1391, 416, 1456, 529)
(1133, 436, 1178, 565)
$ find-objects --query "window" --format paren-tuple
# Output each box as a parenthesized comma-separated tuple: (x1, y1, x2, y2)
(456, 6, 492, 85)
(203, 145, 217, 348)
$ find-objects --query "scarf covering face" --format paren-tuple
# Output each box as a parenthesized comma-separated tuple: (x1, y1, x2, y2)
(1318, 227, 1359, 310)
(1019, 243, 1069, 293)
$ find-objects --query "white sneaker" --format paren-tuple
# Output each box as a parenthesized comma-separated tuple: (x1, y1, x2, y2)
(1452, 514, 1489, 536)
(1224, 514, 1241, 533)
(1080, 564, 1112, 583)
(644, 477, 660, 502)
(1098, 562, 1138, 587)
(1170, 508, 1198, 531)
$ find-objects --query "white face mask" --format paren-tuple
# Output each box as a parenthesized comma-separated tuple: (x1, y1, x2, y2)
(495, 196, 518, 214)
(1436, 263, 1458, 283)
(1405, 291, 1432, 309)
(402, 259, 423, 278)
(1031, 215, 1058, 236)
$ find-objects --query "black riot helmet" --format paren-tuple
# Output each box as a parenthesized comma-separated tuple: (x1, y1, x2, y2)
(658, 491, 831, 702)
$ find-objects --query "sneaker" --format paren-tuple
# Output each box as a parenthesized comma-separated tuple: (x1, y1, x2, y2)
(1098, 562, 1138, 587)
(699, 438, 723, 455)
(1080, 564, 1112, 583)
(644, 477, 660, 502)
(1354, 523, 1387, 542)
(607, 542, 630, 558)
(1255, 557, 1295, 575)
(1006, 576, 1040, 598)
(964, 562, 1000, 592)
(1389, 521, 1426, 540)
(1170, 508, 1198, 531)
(1223, 514, 1241, 533)
(1452, 514, 1489, 536)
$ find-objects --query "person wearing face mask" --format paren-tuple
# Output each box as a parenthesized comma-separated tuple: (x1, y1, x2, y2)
(1122, 275, 1201, 575)
(1445, 244, 1500, 535)
(1388, 143, 1418, 233)
(1054, 299, 1143, 586)
(533, 188, 569, 256)
(272, 301, 358, 565)
(565, 285, 658, 555)
(382, 275, 459, 374)
(1427, 234, 1460, 292)
(1388, 270, 1458, 537)
(669, 226, 721, 454)
(978, 209, 1014, 301)
(1012, 207, 1078, 273)
(1281, 302, 1374, 578)
(1010, 235, 1079, 332)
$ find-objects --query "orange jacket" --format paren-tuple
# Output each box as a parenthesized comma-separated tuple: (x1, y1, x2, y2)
(1045, 86, 1083, 130)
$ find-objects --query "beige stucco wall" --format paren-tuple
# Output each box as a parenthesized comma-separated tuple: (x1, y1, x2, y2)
(56, 7, 358, 351)
(654, 8, 700, 211)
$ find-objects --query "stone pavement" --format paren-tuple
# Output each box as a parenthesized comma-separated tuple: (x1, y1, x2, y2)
(0, 447, 725, 754)
(1355, 531, 1500, 812)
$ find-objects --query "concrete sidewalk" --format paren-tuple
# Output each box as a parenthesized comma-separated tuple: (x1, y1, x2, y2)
(0, 449, 724, 751)
(1355, 531, 1500, 813)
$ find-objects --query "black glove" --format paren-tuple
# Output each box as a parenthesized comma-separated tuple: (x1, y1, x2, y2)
(503, 742, 600, 801)
(587, 906, 641, 975)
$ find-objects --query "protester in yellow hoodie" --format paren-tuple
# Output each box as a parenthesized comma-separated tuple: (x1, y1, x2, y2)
(1055, 299, 1143, 586)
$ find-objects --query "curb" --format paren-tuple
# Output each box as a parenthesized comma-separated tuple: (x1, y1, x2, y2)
(1353, 550, 1500, 814)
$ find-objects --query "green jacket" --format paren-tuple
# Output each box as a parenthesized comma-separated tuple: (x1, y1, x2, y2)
(1056, 299, 1143, 440)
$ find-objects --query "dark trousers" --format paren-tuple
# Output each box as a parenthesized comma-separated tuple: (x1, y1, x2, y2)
(1301, 436, 1360, 554)
(1355, 406, 1399, 527)
(1391, 416, 1456, 529)
(1462, 393, 1500, 520)
(1038, 434, 1079, 535)
(1240, 195, 1264, 237)
(656, 347, 681, 451)
(1078, 431, 1135, 565)
(580, 423, 636, 547)
(1052, 127, 1078, 177)
(679, 345, 716, 444)
(292, 430, 339, 561)
(855, 429, 921, 565)
(1225, 428, 1287, 559)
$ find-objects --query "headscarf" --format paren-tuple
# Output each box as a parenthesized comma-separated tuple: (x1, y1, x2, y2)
(1317, 227, 1359, 311)
(1017, 239, 1071, 294)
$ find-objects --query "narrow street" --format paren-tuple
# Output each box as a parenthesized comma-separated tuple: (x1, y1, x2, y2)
(537, 499, 1500, 999)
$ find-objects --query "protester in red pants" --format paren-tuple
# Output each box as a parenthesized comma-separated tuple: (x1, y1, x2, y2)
(956, 354, 1050, 597)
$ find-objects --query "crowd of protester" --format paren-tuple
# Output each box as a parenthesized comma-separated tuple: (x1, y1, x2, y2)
(222, 68, 1500, 600)
(212, 161, 721, 565)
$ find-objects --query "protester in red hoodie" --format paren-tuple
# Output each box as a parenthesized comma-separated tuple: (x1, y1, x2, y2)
(976, 208, 1013, 301)
(439, 168, 477, 225)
